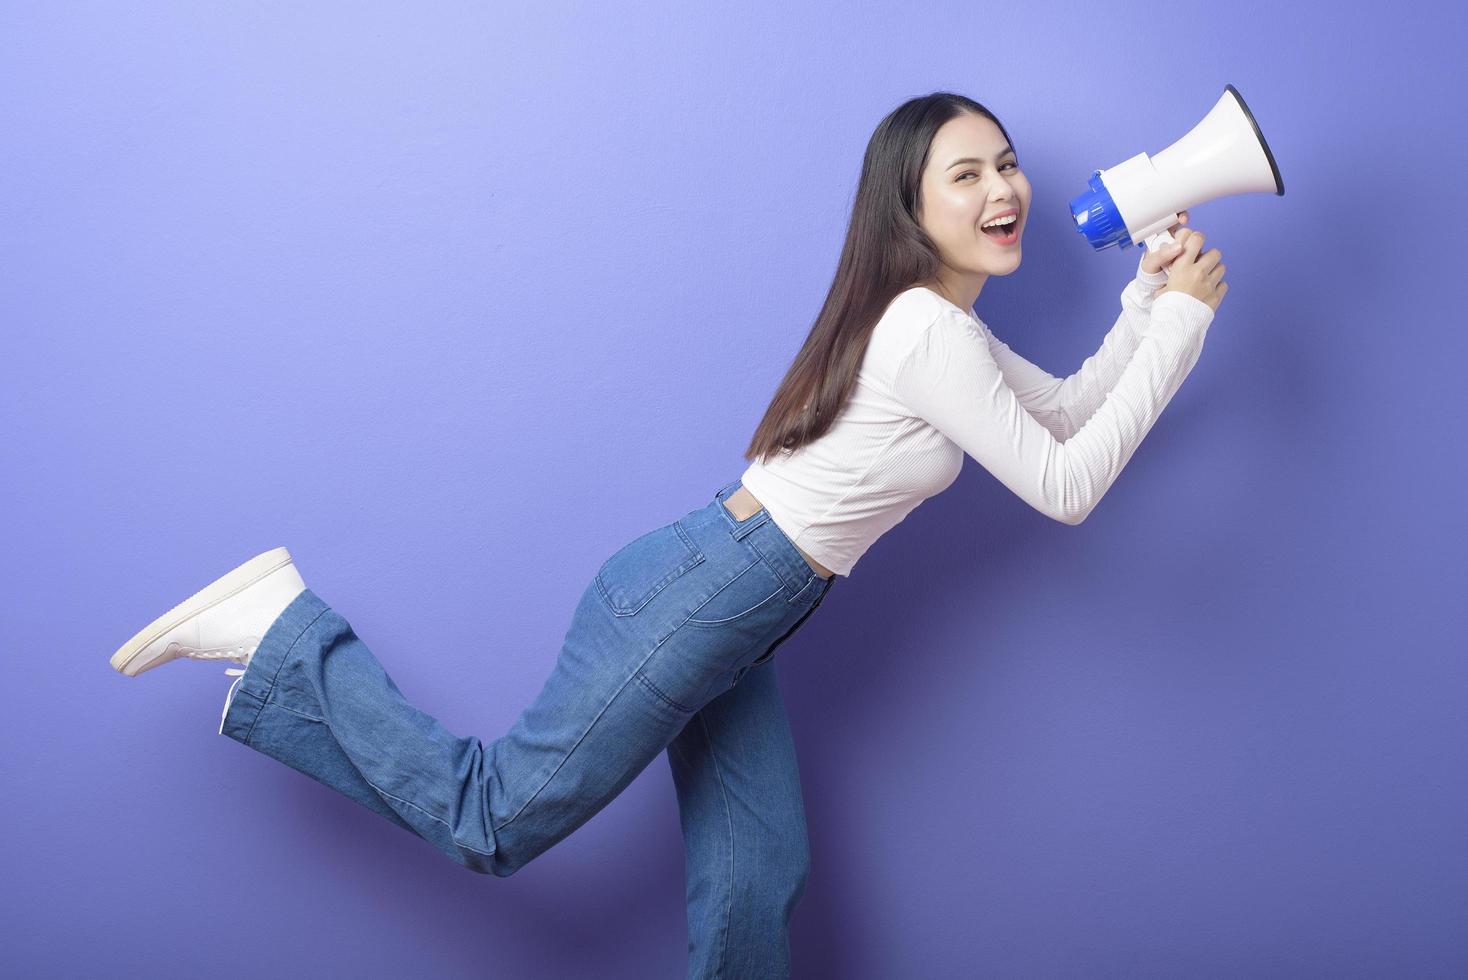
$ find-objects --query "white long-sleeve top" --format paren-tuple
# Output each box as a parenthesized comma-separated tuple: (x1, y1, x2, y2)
(738, 254, 1216, 577)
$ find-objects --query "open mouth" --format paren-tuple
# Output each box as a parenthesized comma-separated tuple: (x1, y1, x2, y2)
(981, 219, 1019, 245)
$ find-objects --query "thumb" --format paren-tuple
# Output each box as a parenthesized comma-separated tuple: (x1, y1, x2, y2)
(1143, 242, 1179, 273)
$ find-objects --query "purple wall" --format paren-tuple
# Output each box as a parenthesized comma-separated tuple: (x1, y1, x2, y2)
(4, 2, 1464, 976)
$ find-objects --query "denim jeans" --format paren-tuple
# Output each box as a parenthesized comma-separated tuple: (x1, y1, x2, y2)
(220, 477, 836, 978)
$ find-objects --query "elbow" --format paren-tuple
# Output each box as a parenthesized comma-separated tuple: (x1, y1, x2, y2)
(1058, 506, 1089, 527)
(1036, 494, 1088, 526)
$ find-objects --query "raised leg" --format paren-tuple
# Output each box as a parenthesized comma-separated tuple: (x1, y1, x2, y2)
(221, 582, 700, 877)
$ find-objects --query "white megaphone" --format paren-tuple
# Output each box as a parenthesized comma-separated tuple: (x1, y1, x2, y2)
(1070, 84, 1283, 262)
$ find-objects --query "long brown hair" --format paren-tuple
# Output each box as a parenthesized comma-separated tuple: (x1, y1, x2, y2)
(743, 92, 1014, 464)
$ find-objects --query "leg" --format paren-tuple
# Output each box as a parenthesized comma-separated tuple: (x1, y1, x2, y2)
(666, 656, 811, 980)
(221, 581, 700, 877)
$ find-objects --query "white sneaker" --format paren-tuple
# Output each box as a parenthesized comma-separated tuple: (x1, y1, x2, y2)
(109, 546, 308, 732)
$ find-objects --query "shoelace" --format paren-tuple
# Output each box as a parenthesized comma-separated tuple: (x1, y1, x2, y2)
(203, 638, 261, 735)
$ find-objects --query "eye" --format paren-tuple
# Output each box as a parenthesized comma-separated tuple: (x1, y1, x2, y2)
(958, 162, 1018, 181)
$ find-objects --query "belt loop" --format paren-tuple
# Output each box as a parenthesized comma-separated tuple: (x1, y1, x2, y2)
(716, 477, 744, 505)
(729, 509, 770, 541)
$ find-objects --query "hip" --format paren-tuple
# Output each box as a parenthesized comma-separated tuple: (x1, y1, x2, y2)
(582, 479, 838, 712)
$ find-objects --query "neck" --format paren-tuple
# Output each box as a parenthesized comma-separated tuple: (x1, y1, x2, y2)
(924, 270, 986, 314)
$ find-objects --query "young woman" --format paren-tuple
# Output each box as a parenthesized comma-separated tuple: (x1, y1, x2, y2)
(109, 92, 1226, 978)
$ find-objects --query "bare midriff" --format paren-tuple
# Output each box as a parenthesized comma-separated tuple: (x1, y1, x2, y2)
(723, 486, 835, 580)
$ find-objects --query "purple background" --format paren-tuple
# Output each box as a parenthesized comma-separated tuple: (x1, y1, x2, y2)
(4, 2, 1465, 977)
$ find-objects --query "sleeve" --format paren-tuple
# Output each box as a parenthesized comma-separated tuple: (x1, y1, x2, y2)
(893, 290, 1215, 525)
(980, 251, 1173, 442)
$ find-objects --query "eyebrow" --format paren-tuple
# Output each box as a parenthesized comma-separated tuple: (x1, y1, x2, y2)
(946, 146, 1015, 169)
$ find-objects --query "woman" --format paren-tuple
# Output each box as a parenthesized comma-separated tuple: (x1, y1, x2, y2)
(108, 92, 1226, 977)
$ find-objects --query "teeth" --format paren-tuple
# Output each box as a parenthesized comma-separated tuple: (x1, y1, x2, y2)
(982, 214, 1017, 230)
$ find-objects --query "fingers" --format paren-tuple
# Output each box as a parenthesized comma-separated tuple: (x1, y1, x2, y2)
(1180, 231, 1223, 269)
(1152, 241, 1187, 273)
(1171, 228, 1202, 254)
(1144, 233, 1185, 273)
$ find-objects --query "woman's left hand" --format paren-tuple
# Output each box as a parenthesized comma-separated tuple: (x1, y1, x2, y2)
(1139, 210, 1191, 275)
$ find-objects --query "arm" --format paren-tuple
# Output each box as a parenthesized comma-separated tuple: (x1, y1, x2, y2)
(893, 291, 1214, 525)
(980, 252, 1172, 442)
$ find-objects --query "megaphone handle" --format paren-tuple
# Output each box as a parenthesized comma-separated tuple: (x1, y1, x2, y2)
(1143, 229, 1180, 275)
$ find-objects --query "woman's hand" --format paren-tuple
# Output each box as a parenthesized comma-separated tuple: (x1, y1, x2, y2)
(1153, 224, 1229, 313)
(1139, 210, 1191, 275)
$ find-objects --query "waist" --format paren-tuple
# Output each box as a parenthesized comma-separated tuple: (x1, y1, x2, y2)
(723, 486, 835, 580)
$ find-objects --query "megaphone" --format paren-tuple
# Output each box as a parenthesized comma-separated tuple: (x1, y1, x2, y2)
(1070, 84, 1283, 259)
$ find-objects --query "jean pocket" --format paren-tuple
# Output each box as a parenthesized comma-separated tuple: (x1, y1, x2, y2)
(595, 520, 705, 617)
(685, 558, 786, 627)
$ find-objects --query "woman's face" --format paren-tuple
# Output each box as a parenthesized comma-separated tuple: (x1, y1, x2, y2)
(916, 112, 1031, 309)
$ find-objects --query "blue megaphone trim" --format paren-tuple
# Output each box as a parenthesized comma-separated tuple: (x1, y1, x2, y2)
(1069, 170, 1133, 251)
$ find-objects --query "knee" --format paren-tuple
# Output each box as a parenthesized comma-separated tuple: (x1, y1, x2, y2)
(748, 834, 811, 908)
(787, 840, 812, 904)
(450, 839, 512, 877)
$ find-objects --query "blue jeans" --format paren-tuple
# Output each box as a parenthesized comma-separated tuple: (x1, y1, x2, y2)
(220, 477, 836, 978)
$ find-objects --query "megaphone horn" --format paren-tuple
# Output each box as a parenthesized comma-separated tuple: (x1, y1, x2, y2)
(1070, 84, 1284, 253)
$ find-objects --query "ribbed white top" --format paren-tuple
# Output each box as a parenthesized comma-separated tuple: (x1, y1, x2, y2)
(739, 254, 1216, 577)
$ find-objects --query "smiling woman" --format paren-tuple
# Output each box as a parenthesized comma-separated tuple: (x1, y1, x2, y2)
(916, 111, 1033, 308)
(736, 90, 1216, 577)
(741, 92, 1025, 471)
(109, 89, 1217, 980)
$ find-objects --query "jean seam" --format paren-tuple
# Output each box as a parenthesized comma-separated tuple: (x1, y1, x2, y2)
(634, 672, 694, 714)
(491, 628, 682, 834)
(362, 776, 496, 858)
(696, 710, 735, 980)
(268, 700, 324, 723)
(685, 560, 786, 628)
(303, 704, 496, 859)
(784, 574, 820, 606)
(594, 522, 705, 617)
(242, 605, 332, 745)
(249, 606, 493, 858)
(282, 684, 497, 858)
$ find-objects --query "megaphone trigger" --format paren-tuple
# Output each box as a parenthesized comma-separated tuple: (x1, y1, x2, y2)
(1145, 229, 1180, 259)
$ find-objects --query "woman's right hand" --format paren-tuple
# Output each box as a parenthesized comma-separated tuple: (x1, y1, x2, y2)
(1153, 227, 1229, 313)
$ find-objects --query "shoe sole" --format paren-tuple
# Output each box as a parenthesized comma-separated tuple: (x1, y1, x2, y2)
(110, 546, 296, 677)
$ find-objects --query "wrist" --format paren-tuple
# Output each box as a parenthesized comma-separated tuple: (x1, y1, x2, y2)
(1137, 256, 1170, 287)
